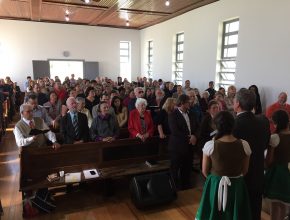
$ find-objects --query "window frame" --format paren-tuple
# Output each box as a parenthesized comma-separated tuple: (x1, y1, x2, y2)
(147, 40, 153, 79)
(173, 32, 184, 85)
(218, 18, 239, 89)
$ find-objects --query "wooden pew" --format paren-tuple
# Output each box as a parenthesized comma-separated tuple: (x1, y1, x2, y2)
(20, 136, 169, 192)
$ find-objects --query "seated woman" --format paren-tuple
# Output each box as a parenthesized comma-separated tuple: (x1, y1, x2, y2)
(85, 87, 98, 115)
(111, 96, 128, 128)
(43, 91, 62, 130)
(264, 110, 290, 220)
(90, 101, 119, 142)
(128, 98, 154, 142)
(196, 111, 252, 220)
(76, 97, 93, 128)
(157, 97, 176, 139)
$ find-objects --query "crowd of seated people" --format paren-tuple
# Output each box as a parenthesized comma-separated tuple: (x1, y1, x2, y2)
(2, 73, 288, 219)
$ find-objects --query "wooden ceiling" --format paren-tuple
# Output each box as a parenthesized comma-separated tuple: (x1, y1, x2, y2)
(0, 0, 218, 29)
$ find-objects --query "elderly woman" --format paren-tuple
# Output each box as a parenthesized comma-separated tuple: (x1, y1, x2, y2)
(128, 98, 154, 141)
(76, 97, 93, 128)
(90, 101, 119, 142)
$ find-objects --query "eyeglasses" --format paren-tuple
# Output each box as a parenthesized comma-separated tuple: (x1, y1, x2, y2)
(138, 91, 144, 94)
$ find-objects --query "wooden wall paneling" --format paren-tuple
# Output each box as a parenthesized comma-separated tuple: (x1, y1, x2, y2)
(0, 0, 30, 19)
(30, 0, 42, 21)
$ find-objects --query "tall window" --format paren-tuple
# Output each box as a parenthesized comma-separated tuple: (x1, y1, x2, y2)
(120, 41, 131, 81)
(217, 18, 239, 90)
(147, 40, 153, 79)
(173, 33, 184, 85)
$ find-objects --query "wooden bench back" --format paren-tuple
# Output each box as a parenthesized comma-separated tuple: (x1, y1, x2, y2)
(20, 136, 165, 190)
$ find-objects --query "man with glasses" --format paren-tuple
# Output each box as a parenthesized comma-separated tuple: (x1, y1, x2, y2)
(14, 104, 60, 149)
(128, 87, 144, 112)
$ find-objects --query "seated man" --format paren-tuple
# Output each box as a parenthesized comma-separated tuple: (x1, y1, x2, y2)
(60, 97, 90, 144)
(91, 93, 115, 118)
(13, 104, 60, 149)
(266, 92, 290, 133)
(27, 94, 54, 127)
(14, 103, 60, 216)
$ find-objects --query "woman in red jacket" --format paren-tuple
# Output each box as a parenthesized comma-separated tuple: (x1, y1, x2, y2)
(128, 98, 154, 141)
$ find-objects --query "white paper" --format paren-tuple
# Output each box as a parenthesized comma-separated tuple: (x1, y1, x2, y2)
(83, 169, 99, 179)
(65, 172, 81, 183)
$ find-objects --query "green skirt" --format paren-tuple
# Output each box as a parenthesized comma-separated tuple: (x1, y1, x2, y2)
(195, 174, 252, 220)
(264, 164, 290, 204)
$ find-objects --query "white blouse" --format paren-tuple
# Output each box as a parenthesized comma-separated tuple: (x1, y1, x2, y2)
(203, 139, 252, 156)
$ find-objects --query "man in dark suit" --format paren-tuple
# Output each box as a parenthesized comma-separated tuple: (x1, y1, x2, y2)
(61, 97, 90, 144)
(233, 88, 270, 220)
(168, 94, 198, 190)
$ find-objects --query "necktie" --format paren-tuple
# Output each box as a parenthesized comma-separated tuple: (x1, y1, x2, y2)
(29, 120, 35, 129)
(73, 113, 79, 138)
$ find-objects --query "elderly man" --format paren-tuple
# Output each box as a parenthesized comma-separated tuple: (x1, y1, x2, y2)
(266, 92, 290, 133)
(60, 97, 90, 144)
(233, 88, 270, 220)
(128, 87, 144, 112)
(14, 104, 60, 149)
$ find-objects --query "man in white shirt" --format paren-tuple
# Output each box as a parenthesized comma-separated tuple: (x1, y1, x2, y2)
(14, 103, 60, 149)
(168, 94, 198, 190)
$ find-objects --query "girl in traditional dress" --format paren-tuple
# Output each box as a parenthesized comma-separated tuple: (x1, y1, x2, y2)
(264, 110, 290, 220)
(195, 111, 252, 220)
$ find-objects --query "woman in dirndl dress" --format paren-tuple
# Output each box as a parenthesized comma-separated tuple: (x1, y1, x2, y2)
(195, 111, 252, 220)
(264, 110, 290, 220)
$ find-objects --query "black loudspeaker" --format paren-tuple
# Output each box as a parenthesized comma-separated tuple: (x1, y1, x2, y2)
(130, 171, 177, 209)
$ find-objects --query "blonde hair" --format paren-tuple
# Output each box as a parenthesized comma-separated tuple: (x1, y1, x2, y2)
(162, 98, 176, 113)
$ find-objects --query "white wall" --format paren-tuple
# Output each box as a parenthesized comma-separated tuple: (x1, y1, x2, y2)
(140, 0, 290, 109)
(0, 20, 140, 84)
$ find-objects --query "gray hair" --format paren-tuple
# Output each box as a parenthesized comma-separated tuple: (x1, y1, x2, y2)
(135, 98, 147, 108)
(235, 88, 256, 111)
(20, 104, 33, 114)
(75, 96, 85, 104)
(66, 96, 76, 106)
(134, 87, 144, 92)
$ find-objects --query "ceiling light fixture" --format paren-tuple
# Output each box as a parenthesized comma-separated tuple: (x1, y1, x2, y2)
(126, 20, 129, 26)
(84, 0, 90, 4)
(65, 14, 70, 22)
(165, 0, 170, 6)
